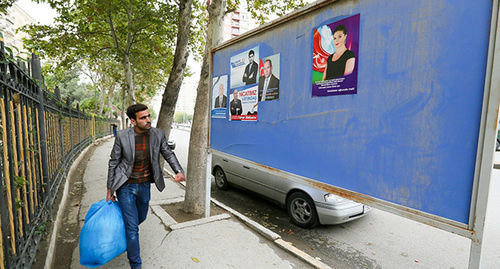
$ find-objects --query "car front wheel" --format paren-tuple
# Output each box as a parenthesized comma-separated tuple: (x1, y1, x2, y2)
(287, 192, 319, 229)
(214, 167, 229, 190)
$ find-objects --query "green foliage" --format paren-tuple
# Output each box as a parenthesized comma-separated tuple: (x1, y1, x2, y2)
(174, 112, 193, 123)
(14, 175, 28, 189)
(42, 63, 93, 103)
(149, 106, 157, 121)
(34, 222, 47, 236)
(15, 199, 24, 210)
(80, 96, 97, 111)
(20, 0, 192, 106)
(0, 0, 15, 15)
(242, 0, 309, 25)
(27, 145, 39, 154)
(102, 106, 111, 114)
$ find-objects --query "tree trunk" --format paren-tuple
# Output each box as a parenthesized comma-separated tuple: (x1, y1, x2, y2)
(122, 52, 135, 105)
(121, 86, 127, 129)
(107, 86, 114, 118)
(183, 0, 225, 214)
(98, 85, 106, 115)
(156, 0, 193, 175)
(157, 0, 193, 140)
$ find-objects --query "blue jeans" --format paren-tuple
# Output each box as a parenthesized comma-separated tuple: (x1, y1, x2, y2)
(116, 182, 151, 269)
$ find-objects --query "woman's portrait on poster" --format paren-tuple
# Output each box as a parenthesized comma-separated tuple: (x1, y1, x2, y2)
(322, 24, 356, 81)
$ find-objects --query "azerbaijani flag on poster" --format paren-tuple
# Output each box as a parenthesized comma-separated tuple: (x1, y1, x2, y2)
(259, 58, 264, 77)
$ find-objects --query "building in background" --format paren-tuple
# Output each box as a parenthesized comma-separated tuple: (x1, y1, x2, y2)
(175, 76, 197, 117)
(0, 3, 36, 53)
(222, 5, 258, 41)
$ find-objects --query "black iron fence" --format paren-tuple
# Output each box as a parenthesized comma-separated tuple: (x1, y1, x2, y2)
(0, 39, 117, 268)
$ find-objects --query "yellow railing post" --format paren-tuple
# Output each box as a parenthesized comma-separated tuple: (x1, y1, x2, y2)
(1, 99, 17, 254)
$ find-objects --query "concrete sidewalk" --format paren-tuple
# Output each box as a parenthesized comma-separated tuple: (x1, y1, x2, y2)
(63, 138, 327, 269)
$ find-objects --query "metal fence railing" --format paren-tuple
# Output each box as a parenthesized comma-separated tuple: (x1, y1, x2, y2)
(0, 39, 117, 268)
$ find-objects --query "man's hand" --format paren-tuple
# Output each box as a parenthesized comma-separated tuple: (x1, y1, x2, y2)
(106, 188, 116, 202)
(175, 172, 186, 182)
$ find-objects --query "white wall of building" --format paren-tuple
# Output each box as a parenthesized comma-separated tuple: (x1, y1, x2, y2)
(0, 4, 36, 53)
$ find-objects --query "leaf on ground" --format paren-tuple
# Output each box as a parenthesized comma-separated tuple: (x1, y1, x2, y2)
(191, 257, 200, 263)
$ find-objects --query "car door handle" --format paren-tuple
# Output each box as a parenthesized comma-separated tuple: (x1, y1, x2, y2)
(222, 158, 228, 162)
(243, 165, 250, 169)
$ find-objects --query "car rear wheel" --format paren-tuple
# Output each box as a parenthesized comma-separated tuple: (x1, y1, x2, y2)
(287, 192, 319, 229)
(214, 167, 229, 190)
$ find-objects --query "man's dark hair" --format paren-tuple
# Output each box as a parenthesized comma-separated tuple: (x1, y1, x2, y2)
(126, 103, 148, 120)
(248, 50, 254, 57)
(264, 59, 272, 67)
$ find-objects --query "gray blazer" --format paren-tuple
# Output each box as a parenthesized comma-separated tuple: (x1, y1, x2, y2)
(107, 127, 183, 193)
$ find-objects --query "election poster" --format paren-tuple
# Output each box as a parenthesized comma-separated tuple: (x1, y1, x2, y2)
(212, 75, 228, 119)
(257, 53, 280, 102)
(229, 86, 258, 121)
(230, 46, 260, 89)
(312, 14, 360, 97)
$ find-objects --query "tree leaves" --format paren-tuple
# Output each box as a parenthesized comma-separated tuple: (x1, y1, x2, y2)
(21, 0, 187, 106)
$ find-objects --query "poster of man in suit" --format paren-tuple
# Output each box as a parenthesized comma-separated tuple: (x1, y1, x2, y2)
(212, 75, 228, 119)
(229, 87, 258, 121)
(258, 54, 280, 102)
(242, 50, 258, 85)
(230, 46, 259, 89)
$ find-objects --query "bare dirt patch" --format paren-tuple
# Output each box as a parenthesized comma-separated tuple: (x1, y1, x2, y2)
(161, 201, 228, 223)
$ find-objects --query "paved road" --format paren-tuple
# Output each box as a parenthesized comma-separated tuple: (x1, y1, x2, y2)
(171, 128, 500, 268)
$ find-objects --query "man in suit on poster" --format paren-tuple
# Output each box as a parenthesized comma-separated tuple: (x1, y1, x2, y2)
(230, 90, 243, 115)
(214, 83, 227, 108)
(258, 59, 280, 101)
(242, 50, 258, 85)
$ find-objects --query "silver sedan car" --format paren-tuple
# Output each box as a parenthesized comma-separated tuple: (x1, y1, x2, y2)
(211, 152, 370, 229)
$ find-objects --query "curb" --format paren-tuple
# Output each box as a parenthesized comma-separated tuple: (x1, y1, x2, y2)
(275, 239, 332, 269)
(161, 169, 332, 269)
(170, 213, 231, 230)
(210, 197, 332, 269)
(210, 198, 281, 241)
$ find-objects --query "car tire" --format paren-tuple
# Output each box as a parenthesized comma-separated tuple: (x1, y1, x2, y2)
(214, 167, 229, 190)
(287, 192, 319, 229)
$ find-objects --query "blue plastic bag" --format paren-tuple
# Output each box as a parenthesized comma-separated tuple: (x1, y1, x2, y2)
(79, 199, 127, 268)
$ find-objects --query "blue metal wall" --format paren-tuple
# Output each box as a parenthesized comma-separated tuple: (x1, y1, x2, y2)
(210, 0, 493, 225)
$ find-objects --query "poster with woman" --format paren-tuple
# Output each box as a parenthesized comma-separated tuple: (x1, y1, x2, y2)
(312, 14, 360, 97)
(212, 75, 228, 118)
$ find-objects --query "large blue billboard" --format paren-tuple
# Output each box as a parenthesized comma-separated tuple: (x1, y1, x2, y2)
(210, 0, 494, 226)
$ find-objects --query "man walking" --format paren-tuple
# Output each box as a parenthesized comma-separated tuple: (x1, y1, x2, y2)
(107, 104, 185, 269)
